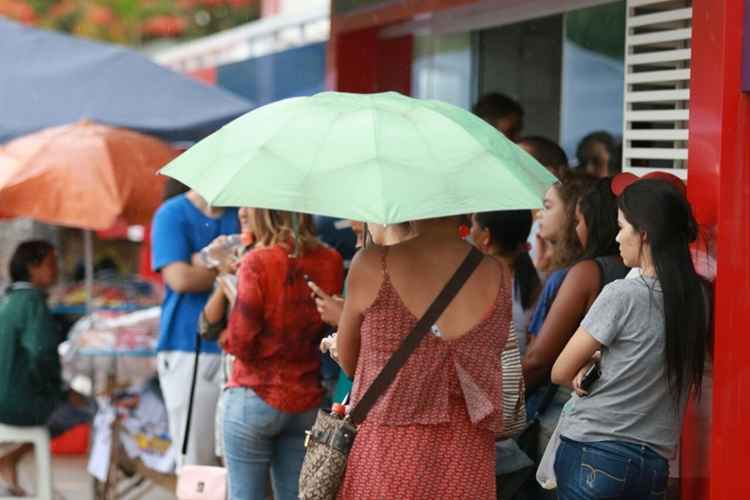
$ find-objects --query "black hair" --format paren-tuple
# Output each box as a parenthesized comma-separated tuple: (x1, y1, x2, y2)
(472, 93, 524, 124)
(9, 240, 55, 283)
(474, 210, 541, 310)
(578, 177, 620, 260)
(520, 136, 569, 171)
(576, 131, 620, 177)
(618, 179, 709, 404)
(163, 178, 189, 201)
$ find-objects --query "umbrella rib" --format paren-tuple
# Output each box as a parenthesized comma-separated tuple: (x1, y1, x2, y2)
(304, 108, 346, 214)
(209, 107, 303, 205)
(371, 98, 387, 224)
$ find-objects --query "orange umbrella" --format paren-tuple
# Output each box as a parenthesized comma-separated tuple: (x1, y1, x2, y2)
(0, 120, 177, 230)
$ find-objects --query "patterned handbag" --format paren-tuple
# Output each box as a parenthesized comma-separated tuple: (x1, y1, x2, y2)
(298, 248, 484, 500)
(498, 323, 527, 439)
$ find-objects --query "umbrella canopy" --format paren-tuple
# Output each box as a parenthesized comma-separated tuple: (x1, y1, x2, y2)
(0, 18, 253, 143)
(0, 121, 177, 230)
(161, 91, 557, 224)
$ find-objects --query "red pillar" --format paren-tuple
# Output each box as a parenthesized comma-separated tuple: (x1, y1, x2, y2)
(327, 24, 412, 94)
(688, 0, 749, 499)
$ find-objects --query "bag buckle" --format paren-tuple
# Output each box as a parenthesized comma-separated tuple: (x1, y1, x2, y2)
(304, 430, 312, 448)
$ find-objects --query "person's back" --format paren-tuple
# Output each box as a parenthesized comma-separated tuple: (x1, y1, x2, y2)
(221, 209, 344, 500)
(337, 218, 510, 499)
(0, 285, 61, 425)
(226, 242, 344, 412)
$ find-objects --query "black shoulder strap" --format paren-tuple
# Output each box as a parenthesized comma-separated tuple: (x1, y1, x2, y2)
(348, 247, 484, 425)
(182, 332, 202, 457)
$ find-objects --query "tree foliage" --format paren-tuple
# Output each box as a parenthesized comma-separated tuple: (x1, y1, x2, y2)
(0, 0, 260, 45)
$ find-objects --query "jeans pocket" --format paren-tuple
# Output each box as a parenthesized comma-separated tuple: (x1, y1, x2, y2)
(579, 447, 628, 498)
(200, 354, 222, 382)
(243, 389, 281, 432)
(650, 468, 668, 498)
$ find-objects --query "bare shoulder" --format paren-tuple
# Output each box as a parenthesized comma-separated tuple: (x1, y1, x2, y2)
(350, 244, 386, 274)
(346, 245, 387, 307)
(564, 260, 601, 289)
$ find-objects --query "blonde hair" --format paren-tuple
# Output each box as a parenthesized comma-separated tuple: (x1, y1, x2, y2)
(548, 172, 596, 270)
(250, 209, 320, 255)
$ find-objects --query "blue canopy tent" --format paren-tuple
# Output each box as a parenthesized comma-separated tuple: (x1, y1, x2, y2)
(0, 18, 253, 143)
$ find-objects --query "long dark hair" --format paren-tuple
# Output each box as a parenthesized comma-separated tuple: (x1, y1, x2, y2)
(579, 177, 620, 260)
(618, 180, 710, 403)
(474, 210, 541, 310)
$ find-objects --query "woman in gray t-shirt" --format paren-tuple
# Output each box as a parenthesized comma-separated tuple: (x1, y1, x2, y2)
(550, 179, 711, 500)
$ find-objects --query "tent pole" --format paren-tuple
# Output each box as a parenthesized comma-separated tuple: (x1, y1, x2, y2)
(83, 229, 94, 313)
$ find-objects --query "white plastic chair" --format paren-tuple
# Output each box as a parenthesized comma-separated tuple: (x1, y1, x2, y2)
(0, 423, 53, 500)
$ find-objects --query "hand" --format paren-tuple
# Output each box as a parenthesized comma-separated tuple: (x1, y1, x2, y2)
(191, 252, 207, 268)
(572, 351, 602, 397)
(308, 281, 344, 326)
(218, 329, 229, 350)
(216, 256, 240, 275)
(320, 333, 339, 361)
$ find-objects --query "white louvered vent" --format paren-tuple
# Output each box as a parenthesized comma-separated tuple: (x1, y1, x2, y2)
(623, 0, 692, 179)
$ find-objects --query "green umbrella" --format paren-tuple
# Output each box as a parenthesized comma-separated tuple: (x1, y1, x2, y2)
(160, 91, 556, 224)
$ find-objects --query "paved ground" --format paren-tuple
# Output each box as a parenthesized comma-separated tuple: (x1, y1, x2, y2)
(16, 454, 176, 500)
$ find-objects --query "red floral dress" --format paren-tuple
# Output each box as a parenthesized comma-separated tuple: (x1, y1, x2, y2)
(338, 257, 512, 499)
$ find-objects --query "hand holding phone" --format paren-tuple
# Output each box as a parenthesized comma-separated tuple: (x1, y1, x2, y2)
(578, 362, 601, 394)
(574, 351, 602, 397)
(306, 278, 344, 327)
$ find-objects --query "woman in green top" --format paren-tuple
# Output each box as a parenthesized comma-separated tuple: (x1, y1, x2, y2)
(0, 241, 90, 493)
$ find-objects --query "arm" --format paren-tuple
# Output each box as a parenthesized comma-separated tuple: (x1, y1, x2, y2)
(337, 247, 383, 377)
(203, 285, 229, 325)
(550, 328, 602, 388)
(199, 285, 229, 341)
(522, 261, 600, 391)
(21, 294, 63, 395)
(151, 202, 217, 293)
(161, 261, 217, 293)
(552, 282, 627, 391)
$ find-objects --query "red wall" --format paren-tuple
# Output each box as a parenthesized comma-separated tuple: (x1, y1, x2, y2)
(688, 0, 749, 499)
(327, 26, 412, 94)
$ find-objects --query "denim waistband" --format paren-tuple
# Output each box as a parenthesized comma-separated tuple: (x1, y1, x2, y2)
(561, 436, 667, 467)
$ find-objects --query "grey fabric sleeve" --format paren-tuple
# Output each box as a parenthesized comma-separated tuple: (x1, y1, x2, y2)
(580, 281, 629, 347)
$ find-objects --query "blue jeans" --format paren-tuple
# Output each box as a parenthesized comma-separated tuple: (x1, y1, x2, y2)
(554, 437, 668, 500)
(222, 387, 317, 500)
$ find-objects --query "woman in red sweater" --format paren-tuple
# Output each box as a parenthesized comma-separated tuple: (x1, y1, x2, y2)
(221, 209, 343, 500)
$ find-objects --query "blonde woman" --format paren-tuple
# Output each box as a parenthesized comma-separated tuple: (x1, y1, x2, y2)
(220, 209, 344, 500)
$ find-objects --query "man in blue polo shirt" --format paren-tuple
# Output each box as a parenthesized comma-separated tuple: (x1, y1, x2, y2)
(152, 190, 238, 466)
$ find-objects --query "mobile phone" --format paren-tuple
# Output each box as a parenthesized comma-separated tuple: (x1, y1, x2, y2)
(579, 362, 601, 393)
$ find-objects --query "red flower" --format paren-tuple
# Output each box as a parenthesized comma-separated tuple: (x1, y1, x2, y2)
(0, 1, 37, 24)
(88, 5, 114, 26)
(142, 15, 187, 37)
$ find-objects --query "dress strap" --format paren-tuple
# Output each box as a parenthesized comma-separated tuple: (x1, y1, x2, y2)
(380, 247, 390, 275)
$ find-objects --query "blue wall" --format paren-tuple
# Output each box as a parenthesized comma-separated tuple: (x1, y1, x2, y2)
(217, 42, 326, 106)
